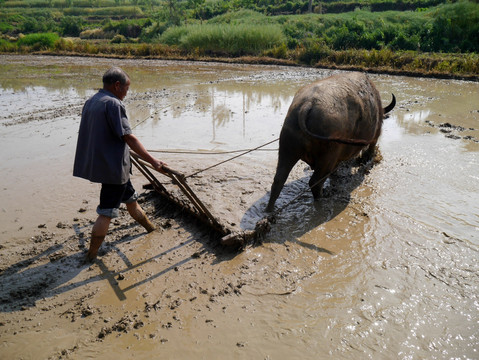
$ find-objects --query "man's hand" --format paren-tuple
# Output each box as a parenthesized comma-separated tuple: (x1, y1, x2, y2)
(152, 159, 168, 174)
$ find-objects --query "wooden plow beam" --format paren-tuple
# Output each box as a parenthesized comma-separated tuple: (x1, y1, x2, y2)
(130, 151, 227, 235)
(130, 151, 274, 248)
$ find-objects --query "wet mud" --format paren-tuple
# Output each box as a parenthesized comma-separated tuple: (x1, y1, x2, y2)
(0, 55, 478, 359)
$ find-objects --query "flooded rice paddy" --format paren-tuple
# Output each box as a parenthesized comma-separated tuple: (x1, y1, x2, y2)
(0, 55, 478, 359)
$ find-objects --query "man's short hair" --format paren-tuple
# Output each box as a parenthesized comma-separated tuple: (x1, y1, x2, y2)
(102, 67, 129, 85)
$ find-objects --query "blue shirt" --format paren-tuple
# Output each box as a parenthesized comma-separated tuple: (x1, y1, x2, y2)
(73, 89, 132, 184)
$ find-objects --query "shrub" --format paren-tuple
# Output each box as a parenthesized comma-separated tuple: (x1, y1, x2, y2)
(264, 42, 289, 59)
(111, 34, 126, 44)
(140, 21, 169, 42)
(0, 22, 15, 34)
(207, 9, 267, 25)
(421, 1, 479, 53)
(297, 39, 331, 64)
(103, 19, 147, 38)
(17, 32, 59, 49)
(389, 31, 420, 51)
(53, 37, 74, 51)
(159, 23, 285, 56)
(60, 16, 82, 37)
(0, 38, 17, 52)
(77, 41, 99, 54)
(158, 26, 189, 46)
(79, 28, 113, 39)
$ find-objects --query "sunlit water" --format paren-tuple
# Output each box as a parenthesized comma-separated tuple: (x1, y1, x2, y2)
(0, 55, 478, 359)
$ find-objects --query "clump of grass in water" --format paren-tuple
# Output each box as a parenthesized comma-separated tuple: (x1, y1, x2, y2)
(159, 23, 286, 57)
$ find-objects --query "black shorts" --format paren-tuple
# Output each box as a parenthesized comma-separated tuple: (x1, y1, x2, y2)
(96, 180, 138, 218)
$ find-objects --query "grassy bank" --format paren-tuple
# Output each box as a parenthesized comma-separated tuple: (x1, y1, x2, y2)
(6, 39, 476, 81)
(1, 1, 478, 79)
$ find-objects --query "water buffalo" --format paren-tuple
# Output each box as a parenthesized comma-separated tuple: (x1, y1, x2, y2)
(266, 71, 395, 212)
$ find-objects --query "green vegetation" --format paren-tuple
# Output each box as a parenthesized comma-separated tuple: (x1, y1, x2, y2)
(16, 32, 60, 50)
(0, 0, 478, 78)
(159, 23, 285, 56)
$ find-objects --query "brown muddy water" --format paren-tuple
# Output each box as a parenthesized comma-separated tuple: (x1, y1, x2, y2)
(0, 55, 478, 359)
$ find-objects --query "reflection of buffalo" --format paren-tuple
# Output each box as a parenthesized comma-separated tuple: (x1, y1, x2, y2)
(267, 72, 395, 212)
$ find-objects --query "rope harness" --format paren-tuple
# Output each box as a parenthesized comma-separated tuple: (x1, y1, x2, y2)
(184, 138, 279, 178)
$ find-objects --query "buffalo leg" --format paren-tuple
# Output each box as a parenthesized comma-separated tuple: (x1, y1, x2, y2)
(358, 141, 377, 164)
(308, 154, 341, 200)
(309, 169, 328, 199)
(266, 155, 298, 212)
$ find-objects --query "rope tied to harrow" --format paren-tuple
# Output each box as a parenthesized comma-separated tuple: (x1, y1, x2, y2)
(184, 138, 279, 178)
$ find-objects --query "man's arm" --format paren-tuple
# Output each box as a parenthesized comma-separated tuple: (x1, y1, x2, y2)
(123, 133, 167, 173)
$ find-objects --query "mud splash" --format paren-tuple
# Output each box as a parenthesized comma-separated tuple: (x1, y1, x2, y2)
(0, 55, 478, 359)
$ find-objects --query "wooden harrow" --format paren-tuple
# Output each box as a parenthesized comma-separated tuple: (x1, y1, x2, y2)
(130, 151, 273, 248)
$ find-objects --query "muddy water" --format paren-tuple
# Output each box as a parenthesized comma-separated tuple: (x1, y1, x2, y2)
(0, 55, 478, 359)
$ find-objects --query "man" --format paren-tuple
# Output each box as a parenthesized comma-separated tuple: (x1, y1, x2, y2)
(73, 67, 166, 262)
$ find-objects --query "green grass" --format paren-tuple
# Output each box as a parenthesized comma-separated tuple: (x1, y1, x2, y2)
(17, 32, 59, 50)
(159, 23, 286, 56)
